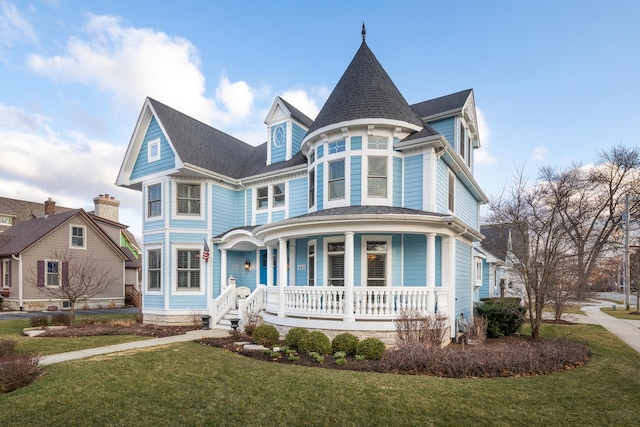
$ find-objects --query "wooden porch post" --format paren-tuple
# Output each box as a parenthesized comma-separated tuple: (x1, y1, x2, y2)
(278, 238, 287, 317)
(427, 233, 436, 313)
(344, 232, 355, 322)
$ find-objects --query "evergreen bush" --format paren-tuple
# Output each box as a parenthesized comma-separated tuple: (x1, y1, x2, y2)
(476, 299, 526, 338)
(357, 337, 386, 360)
(284, 327, 309, 349)
(252, 324, 280, 347)
(331, 332, 359, 355)
(298, 331, 332, 355)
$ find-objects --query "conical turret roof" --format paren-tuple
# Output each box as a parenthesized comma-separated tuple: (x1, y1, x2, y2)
(307, 41, 424, 135)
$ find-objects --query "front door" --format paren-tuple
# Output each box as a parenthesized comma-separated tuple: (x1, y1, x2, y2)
(259, 249, 277, 285)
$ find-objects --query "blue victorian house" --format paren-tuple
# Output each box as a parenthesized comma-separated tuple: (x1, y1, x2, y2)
(116, 30, 488, 341)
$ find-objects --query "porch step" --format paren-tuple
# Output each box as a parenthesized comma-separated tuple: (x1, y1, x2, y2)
(217, 309, 241, 327)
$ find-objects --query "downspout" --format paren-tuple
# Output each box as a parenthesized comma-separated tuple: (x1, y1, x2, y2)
(11, 254, 22, 311)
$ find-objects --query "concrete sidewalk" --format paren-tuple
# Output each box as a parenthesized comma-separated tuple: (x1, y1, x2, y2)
(581, 301, 640, 354)
(39, 327, 230, 366)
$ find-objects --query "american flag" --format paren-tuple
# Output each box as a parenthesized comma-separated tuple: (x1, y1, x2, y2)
(202, 239, 210, 262)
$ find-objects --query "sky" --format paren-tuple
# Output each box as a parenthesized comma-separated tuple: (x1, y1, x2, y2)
(1, 0, 639, 240)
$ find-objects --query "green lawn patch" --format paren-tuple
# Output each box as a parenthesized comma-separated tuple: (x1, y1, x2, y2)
(601, 307, 640, 321)
(1, 323, 639, 426)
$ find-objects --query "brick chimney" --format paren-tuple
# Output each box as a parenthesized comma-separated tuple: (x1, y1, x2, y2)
(44, 198, 56, 216)
(93, 194, 120, 223)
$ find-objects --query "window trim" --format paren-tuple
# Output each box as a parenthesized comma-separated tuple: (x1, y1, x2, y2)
(147, 248, 162, 293)
(148, 138, 161, 162)
(147, 183, 162, 220)
(46, 260, 61, 288)
(361, 236, 392, 287)
(324, 237, 345, 286)
(172, 244, 205, 295)
(69, 225, 86, 249)
(448, 171, 455, 213)
(307, 240, 316, 286)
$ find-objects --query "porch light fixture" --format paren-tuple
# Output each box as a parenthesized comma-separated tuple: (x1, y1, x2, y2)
(244, 260, 251, 270)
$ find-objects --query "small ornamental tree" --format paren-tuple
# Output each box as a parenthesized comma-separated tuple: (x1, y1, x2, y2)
(34, 249, 121, 323)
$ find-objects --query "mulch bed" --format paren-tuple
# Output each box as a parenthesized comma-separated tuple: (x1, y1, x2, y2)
(39, 323, 199, 338)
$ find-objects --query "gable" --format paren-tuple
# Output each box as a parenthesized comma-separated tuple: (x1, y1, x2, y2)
(130, 116, 177, 181)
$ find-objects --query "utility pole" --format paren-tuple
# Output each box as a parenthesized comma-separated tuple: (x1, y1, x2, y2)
(624, 193, 631, 311)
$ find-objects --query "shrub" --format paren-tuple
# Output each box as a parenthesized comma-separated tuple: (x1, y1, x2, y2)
(0, 339, 18, 358)
(395, 310, 450, 348)
(298, 331, 332, 355)
(285, 327, 309, 349)
(476, 299, 526, 337)
(252, 324, 280, 347)
(0, 341, 42, 394)
(51, 313, 71, 326)
(30, 315, 49, 328)
(331, 333, 359, 355)
(335, 358, 347, 366)
(333, 351, 346, 359)
(244, 314, 261, 336)
(357, 337, 386, 360)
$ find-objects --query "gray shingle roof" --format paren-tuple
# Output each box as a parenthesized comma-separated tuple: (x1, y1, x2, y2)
(480, 223, 527, 262)
(278, 97, 314, 128)
(307, 41, 424, 135)
(410, 89, 472, 119)
(148, 98, 256, 179)
(0, 197, 73, 223)
(0, 209, 80, 256)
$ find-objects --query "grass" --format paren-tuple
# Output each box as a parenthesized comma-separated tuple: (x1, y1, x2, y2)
(601, 307, 640, 321)
(543, 303, 585, 315)
(0, 314, 151, 356)
(1, 324, 639, 426)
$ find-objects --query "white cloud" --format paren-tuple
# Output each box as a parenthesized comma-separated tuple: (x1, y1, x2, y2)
(0, 1, 37, 53)
(533, 145, 549, 161)
(280, 89, 323, 119)
(473, 108, 497, 166)
(0, 102, 142, 235)
(27, 14, 253, 127)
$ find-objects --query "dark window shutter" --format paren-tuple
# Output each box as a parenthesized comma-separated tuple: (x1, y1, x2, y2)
(62, 262, 69, 287)
(37, 260, 45, 287)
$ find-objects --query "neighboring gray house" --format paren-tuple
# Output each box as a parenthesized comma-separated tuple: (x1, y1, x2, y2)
(480, 223, 527, 299)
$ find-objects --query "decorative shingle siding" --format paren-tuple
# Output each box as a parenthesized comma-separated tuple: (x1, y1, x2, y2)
(436, 160, 449, 214)
(428, 118, 454, 148)
(350, 156, 362, 206)
(289, 177, 307, 218)
(292, 123, 305, 156)
(404, 154, 423, 210)
(393, 157, 402, 207)
(403, 234, 426, 286)
(455, 240, 472, 317)
(131, 117, 175, 180)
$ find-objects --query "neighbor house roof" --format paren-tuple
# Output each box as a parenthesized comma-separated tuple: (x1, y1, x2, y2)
(0, 197, 73, 223)
(0, 209, 130, 261)
(307, 41, 424, 135)
(480, 223, 527, 262)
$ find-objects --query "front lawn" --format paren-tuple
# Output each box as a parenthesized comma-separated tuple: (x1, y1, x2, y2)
(1, 323, 639, 426)
(600, 307, 640, 321)
(0, 315, 151, 355)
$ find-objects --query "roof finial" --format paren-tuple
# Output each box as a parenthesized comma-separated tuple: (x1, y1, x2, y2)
(362, 22, 366, 42)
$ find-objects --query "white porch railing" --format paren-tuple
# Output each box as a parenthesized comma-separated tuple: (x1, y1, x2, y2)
(261, 286, 447, 320)
(212, 284, 236, 324)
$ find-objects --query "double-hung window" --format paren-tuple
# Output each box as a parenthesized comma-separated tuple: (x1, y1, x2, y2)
(257, 187, 269, 209)
(148, 184, 161, 218)
(46, 261, 60, 287)
(328, 159, 345, 200)
(177, 184, 200, 215)
(367, 157, 387, 198)
(327, 242, 345, 286)
(273, 184, 285, 207)
(70, 226, 85, 248)
(177, 250, 200, 290)
(366, 241, 387, 286)
(148, 249, 161, 291)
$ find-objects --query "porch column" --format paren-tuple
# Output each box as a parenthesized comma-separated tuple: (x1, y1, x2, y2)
(289, 239, 296, 286)
(426, 233, 436, 314)
(278, 238, 287, 317)
(220, 249, 228, 289)
(266, 245, 274, 287)
(343, 232, 355, 322)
